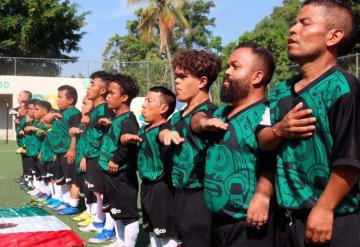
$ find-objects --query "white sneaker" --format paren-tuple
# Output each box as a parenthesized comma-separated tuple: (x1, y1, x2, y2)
(79, 221, 104, 233)
(101, 241, 124, 247)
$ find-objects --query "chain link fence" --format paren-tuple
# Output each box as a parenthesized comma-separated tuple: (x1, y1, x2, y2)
(0, 53, 359, 98)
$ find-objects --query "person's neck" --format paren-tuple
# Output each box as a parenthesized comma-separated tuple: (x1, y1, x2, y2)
(61, 105, 73, 111)
(93, 97, 106, 108)
(298, 54, 337, 86)
(115, 104, 130, 117)
(229, 91, 265, 118)
(147, 118, 167, 129)
(183, 91, 209, 116)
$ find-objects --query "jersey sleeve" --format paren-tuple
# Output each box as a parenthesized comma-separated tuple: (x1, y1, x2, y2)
(69, 113, 81, 128)
(329, 89, 360, 170)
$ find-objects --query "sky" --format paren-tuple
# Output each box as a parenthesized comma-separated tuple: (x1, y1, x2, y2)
(69, 0, 284, 61)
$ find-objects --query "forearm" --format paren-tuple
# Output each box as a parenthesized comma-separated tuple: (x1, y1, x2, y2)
(158, 129, 171, 143)
(255, 171, 274, 197)
(258, 127, 282, 151)
(68, 136, 77, 152)
(316, 166, 359, 211)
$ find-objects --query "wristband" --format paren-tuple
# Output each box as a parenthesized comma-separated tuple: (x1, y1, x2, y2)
(272, 124, 282, 138)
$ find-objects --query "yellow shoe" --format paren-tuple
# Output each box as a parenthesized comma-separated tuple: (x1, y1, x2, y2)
(72, 212, 90, 222)
(77, 216, 93, 227)
(16, 147, 25, 154)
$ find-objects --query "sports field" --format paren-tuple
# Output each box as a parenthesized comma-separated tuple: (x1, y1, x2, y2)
(0, 141, 149, 247)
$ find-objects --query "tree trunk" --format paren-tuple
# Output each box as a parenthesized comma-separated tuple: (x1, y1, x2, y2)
(165, 44, 175, 91)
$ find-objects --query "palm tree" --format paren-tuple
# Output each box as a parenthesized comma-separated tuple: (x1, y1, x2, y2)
(127, 0, 189, 90)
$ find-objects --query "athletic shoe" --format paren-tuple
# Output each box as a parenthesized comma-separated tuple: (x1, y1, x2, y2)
(51, 202, 68, 211)
(77, 216, 93, 227)
(101, 242, 124, 247)
(47, 199, 62, 208)
(88, 229, 116, 243)
(72, 212, 90, 221)
(58, 206, 80, 215)
(44, 197, 57, 205)
(79, 221, 104, 233)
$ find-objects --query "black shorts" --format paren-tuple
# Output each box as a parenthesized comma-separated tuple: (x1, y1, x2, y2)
(212, 212, 274, 247)
(32, 159, 47, 180)
(55, 153, 80, 185)
(104, 171, 139, 224)
(23, 155, 35, 178)
(45, 161, 57, 181)
(275, 208, 360, 247)
(84, 157, 104, 193)
(141, 180, 176, 238)
(175, 189, 211, 247)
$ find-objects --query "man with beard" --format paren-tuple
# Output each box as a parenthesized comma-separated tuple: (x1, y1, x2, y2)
(197, 42, 276, 246)
(258, 1, 360, 246)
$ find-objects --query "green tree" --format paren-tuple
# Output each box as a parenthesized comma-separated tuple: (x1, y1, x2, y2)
(0, 0, 87, 76)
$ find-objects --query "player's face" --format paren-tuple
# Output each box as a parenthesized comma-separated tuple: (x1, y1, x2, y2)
(57, 90, 73, 110)
(81, 98, 93, 115)
(142, 91, 163, 123)
(27, 104, 35, 118)
(288, 5, 329, 62)
(87, 78, 107, 100)
(221, 48, 255, 103)
(17, 91, 29, 104)
(18, 103, 27, 117)
(33, 105, 47, 121)
(106, 82, 127, 110)
(174, 67, 203, 103)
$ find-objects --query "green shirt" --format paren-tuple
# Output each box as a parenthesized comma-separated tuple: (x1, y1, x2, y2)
(15, 116, 27, 147)
(204, 101, 269, 219)
(40, 125, 55, 164)
(99, 111, 139, 171)
(137, 123, 167, 182)
(269, 66, 360, 214)
(169, 100, 216, 190)
(47, 107, 81, 154)
(84, 103, 115, 158)
(23, 121, 43, 158)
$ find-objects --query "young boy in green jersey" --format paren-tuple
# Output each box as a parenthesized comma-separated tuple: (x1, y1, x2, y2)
(121, 86, 177, 247)
(46, 85, 82, 215)
(159, 49, 222, 247)
(15, 101, 29, 186)
(193, 42, 276, 246)
(98, 73, 140, 247)
(77, 71, 116, 244)
(24, 100, 52, 198)
(257, 1, 360, 246)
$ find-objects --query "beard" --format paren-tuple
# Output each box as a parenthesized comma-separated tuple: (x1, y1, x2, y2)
(220, 77, 250, 103)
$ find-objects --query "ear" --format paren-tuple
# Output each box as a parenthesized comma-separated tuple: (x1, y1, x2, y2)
(251, 71, 264, 87)
(121, 94, 129, 104)
(99, 87, 107, 97)
(159, 103, 169, 116)
(198, 76, 209, 90)
(327, 29, 344, 48)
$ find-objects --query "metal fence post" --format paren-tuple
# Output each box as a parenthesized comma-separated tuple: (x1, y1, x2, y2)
(356, 53, 359, 79)
(14, 57, 17, 76)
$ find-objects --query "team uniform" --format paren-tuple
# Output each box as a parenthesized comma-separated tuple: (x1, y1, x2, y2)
(47, 107, 81, 185)
(99, 111, 139, 223)
(137, 123, 176, 239)
(269, 66, 360, 247)
(73, 124, 88, 197)
(39, 125, 56, 183)
(15, 116, 28, 179)
(204, 101, 275, 247)
(166, 100, 216, 247)
(83, 103, 114, 194)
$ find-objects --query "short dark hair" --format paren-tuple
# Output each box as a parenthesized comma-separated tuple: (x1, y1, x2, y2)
(22, 90, 32, 101)
(172, 49, 222, 90)
(302, 0, 356, 55)
(90, 71, 112, 86)
(149, 86, 176, 118)
(58, 85, 78, 105)
(28, 99, 39, 106)
(35, 100, 52, 113)
(235, 42, 276, 86)
(110, 74, 139, 105)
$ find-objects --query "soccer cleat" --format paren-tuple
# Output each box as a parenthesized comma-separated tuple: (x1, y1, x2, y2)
(72, 212, 91, 221)
(51, 202, 68, 211)
(77, 216, 93, 227)
(88, 228, 116, 244)
(79, 221, 104, 233)
(58, 206, 80, 215)
(47, 199, 62, 208)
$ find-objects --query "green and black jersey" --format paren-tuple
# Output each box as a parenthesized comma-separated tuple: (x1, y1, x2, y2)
(47, 107, 81, 154)
(40, 124, 55, 164)
(168, 100, 216, 190)
(269, 66, 360, 214)
(15, 116, 27, 147)
(137, 123, 168, 182)
(74, 125, 87, 172)
(23, 121, 43, 158)
(84, 103, 115, 158)
(204, 101, 272, 219)
(99, 111, 139, 171)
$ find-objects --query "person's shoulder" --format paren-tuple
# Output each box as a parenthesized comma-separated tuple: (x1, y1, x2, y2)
(336, 66, 360, 93)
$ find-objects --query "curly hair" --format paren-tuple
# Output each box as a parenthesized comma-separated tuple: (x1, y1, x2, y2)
(172, 49, 222, 90)
(110, 73, 139, 106)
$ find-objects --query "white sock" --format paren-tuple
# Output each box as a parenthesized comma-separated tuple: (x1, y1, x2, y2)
(150, 232, 162, 247)
(33, 177, 40, 190)
(84, 198, 91, 214)
(39, 181, 47, 194)
(104, 213, 114, 230)
(94, 193, 105, 222)
(114, 220, 125, 246)
(68, 197, 79, 208)
(53, 184, 62, 201)
(160, 238, 178, 247)
(90, 203, 97, 216)
(124, 221, 139, 247)
(61, 185, 70, 204)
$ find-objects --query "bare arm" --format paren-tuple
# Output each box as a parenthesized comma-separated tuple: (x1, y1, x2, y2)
(65, 135, 77, 165)
(190, 112, 228, 133)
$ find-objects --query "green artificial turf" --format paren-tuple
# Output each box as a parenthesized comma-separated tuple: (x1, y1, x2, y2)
(0, 141, 150, 247)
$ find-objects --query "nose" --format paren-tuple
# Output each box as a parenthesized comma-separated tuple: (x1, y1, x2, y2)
(289, 22, 298, 36)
